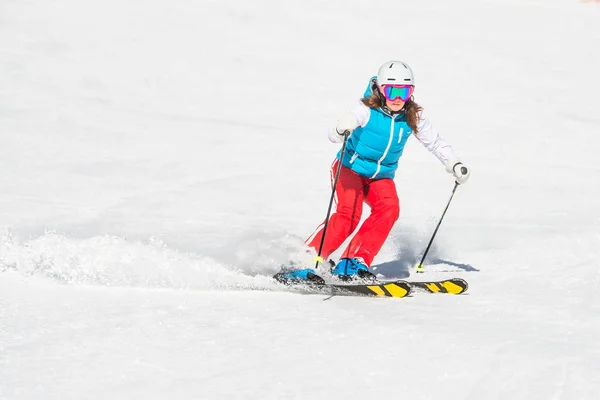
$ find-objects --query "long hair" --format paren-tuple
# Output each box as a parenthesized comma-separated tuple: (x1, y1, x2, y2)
(361, 84, 423, 134)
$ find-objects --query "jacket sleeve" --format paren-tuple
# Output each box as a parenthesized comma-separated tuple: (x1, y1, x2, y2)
(414, 113, 458, 164)
(328, 102, 371, 143)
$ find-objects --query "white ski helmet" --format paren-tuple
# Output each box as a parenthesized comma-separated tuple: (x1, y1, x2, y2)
(376, 60, 414, 86)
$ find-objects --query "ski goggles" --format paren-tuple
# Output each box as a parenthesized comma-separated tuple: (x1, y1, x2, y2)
(380, 84, 414, 102)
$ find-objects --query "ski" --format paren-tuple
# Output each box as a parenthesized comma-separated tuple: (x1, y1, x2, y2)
(275, 276, 468, 298)
(322, 278, 468, 297)
(405, 278, 468, 295)
(327, 280, 412, 298)
(273, 267, 468, 297)
(284, 280, 413, 298)
(273, 269, 412, 298)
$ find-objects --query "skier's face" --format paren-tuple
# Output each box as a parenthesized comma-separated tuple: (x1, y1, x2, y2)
(385, 98, 406, 112)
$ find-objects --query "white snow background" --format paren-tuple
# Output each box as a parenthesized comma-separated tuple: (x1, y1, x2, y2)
(1, 0, 600, 399)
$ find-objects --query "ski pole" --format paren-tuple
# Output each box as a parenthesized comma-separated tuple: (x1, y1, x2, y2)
(314, 132, 350, 270)
(415, 180, 462, 273)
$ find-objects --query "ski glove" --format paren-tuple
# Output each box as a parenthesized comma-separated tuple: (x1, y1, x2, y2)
(445, 159, 470, 185)
(330, 113, 359, 143)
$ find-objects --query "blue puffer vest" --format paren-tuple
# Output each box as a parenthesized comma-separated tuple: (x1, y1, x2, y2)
(337, 78, 412, 180)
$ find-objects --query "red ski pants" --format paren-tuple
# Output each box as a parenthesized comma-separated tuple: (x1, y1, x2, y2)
(305, 159, 400, 267)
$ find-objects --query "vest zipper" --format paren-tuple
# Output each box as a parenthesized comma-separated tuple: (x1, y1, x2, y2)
(370, 116, 395, 179)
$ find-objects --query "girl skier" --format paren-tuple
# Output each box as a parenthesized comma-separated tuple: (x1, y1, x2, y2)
(283, 60, 470, 282)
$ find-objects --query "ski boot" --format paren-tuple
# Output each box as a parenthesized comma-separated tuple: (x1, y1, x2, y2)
(331, 258, 377, 281)
(273, 268, 325, 285)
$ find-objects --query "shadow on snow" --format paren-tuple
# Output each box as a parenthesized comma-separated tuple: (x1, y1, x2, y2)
(373, 257, 479, 280)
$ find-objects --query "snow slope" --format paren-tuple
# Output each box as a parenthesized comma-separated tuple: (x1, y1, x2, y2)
(1, 0, 600, 398)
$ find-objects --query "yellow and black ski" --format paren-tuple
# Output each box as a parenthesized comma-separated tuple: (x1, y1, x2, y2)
(406, 278, 468, 295)
(275, 274, 467, 298)
(327, 280, 412, 298)
(321, 278, 468, 297)
(275, 277, 413, 298)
